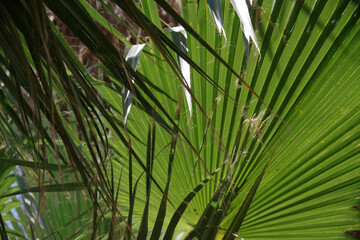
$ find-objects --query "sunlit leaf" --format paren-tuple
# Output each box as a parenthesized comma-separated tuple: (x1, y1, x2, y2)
(230, 0, 260, 60)
(207, 0, 227, 39)
(169, 26, 193, 118)
(123, 43, 146, 125)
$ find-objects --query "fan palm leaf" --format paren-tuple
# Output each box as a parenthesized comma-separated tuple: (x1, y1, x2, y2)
(0, 0, 359, 239)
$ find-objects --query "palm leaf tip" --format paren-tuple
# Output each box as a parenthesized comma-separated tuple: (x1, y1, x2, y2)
(169, 26, 193, 118)
(230, 0, 261, 59)
(123, 43, 146, 126)
(207, 0, 227, 40)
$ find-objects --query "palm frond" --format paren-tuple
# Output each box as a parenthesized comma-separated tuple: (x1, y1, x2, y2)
(0, 0, 359, 239)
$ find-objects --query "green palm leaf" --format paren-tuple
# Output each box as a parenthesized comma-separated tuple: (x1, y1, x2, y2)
(0, 0, 359, 239)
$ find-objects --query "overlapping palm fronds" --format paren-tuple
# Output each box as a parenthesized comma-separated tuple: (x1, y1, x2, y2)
(0, 0, 359, 239)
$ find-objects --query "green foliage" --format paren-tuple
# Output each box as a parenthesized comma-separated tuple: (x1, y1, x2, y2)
(0, 0, 359, 239)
